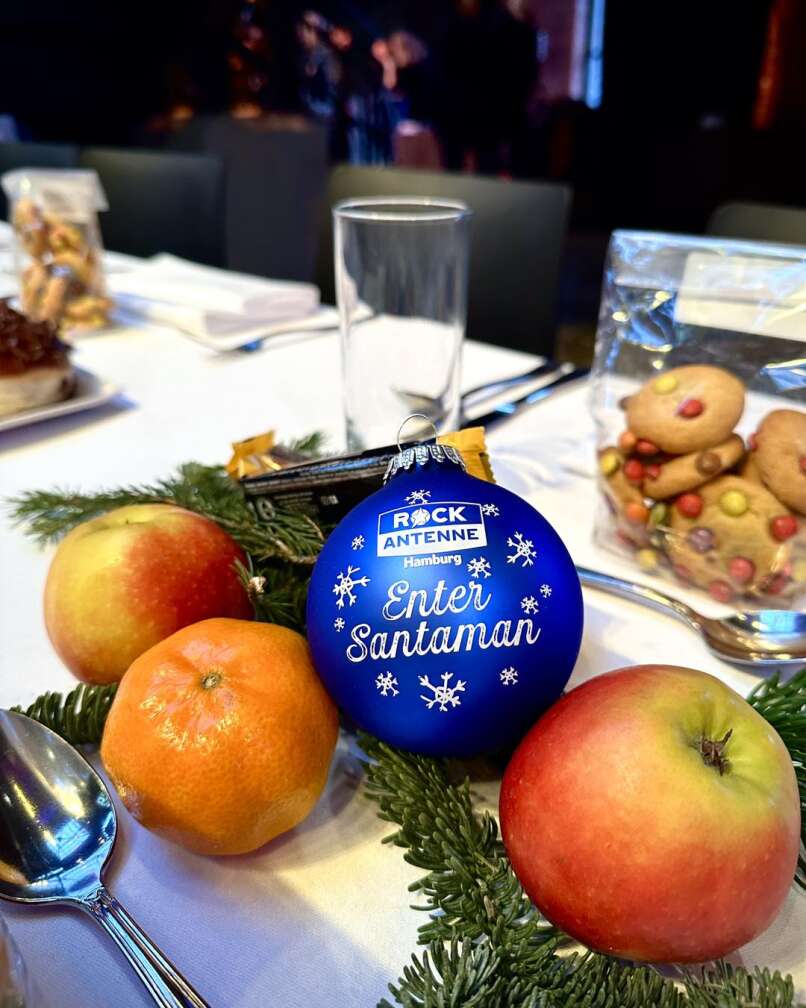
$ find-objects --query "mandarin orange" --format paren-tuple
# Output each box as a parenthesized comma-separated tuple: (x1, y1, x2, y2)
(101, 618, 339, 855)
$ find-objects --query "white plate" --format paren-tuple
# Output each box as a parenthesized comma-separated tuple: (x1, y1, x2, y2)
(0, 367, 121, 433)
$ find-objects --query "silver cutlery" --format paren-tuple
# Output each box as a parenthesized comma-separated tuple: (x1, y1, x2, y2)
(470, 364, 590, 429)
(461, 360, 559, 404)
(577, 566, 806, 667)
(0, 711, 210, 1007)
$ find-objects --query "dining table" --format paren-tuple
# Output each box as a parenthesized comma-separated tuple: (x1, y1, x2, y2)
(0, 277, 804, 1006)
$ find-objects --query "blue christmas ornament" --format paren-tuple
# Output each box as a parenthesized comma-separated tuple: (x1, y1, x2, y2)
(306, 441, 583, 756)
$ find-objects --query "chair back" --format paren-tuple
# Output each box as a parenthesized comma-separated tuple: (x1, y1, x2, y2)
(192, 118, 329, 282)
(316, 164, 571, 355)
(707, 201, 806, 246)
(79, 147, 225, 265)
(0, 142, 79, 218)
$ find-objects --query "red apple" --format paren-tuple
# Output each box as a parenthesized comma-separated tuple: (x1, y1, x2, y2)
(44, 503, 253, 683)
(499, 664, 800, 963)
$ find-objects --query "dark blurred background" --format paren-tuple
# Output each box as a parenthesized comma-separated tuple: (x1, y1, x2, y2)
(2, 0, 805, 352)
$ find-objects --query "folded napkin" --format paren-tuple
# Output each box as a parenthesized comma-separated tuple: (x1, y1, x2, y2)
(107, 254, 322, 348)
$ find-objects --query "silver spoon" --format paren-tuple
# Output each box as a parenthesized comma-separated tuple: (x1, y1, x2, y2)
(577, 566, 806, 667)
(0, 710, 210, 1007)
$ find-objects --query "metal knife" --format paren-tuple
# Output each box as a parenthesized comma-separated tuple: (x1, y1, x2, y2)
(468, 364, 590, 429)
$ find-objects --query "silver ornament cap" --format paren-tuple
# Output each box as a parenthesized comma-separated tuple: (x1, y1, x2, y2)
(384, 414, 466, 483)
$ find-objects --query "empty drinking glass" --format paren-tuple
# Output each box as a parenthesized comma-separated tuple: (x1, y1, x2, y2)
(334, 197, 471, 450)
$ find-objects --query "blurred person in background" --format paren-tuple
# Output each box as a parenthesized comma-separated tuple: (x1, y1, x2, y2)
(438, 0, 537, 174)
(298, 10, 340, 123)
(385, 29, 444, 168)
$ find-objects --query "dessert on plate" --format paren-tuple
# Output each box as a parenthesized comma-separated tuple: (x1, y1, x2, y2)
(0, 301, 75, 418)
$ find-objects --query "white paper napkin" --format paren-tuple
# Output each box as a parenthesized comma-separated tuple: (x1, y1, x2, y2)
(107, 254, 322, 349)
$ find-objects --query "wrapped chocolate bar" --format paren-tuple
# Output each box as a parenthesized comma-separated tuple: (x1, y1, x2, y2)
(2, 169, 112, 332)
(238, 427, 493, 523)
(592, 231, 806, 609)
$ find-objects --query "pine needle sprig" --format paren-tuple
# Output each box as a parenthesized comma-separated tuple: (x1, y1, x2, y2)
(683, 962, 799, 1008)
(6, 461, 326, 564)
(11, 682, 117, 745)
(747, 667, 806, 889)
(237, 557, 312, 633)
(360, 733, 559, 954)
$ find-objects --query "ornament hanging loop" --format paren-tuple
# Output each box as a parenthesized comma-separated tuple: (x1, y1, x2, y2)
(396, 414, 438, 451)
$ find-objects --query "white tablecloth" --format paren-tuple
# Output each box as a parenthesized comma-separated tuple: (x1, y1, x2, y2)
(0, 320, 803, 1006)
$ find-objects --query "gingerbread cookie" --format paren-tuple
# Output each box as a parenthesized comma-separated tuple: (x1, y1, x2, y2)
(626, 366, 745, 454)
(643, 434, 744, 500)
(753, 410, 806, 516)
(667, 475, 797, 600)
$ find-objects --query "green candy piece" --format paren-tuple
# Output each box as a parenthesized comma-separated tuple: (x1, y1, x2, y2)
(649, 503, 668, 527)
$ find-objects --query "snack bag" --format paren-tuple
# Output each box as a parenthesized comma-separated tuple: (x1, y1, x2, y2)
(2, 168, 112, 332)
(592, 231, 806, 609)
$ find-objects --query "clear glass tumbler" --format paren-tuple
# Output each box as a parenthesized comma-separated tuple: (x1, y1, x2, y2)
(334, 197, 471, 451)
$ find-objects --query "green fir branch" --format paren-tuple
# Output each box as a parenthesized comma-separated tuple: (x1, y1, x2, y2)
(10, 682, 117, 745)
(6, 460, 325, 564)
(747, 668, 806, 889)
(237, 557, 311, 633)
(683, 962, 800, 1008)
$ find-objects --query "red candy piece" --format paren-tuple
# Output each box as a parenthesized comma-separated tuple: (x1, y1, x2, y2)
(675, 492, 703, 518)
(673, 563, 692, 583)
(799, 455, 806, 475)
(728, 556, 755, 585)
(708, 579, 734, 604)
(618, 431, 637, 452)
(677, 398, 704, 418)
(770, 515, 798, 542)
(624, 459, 644, 483)
(635, 439, 659, 456)
(625, 502, 650, 525)
(764, 573, 789, 596)
(644, 463, 662, 480)
(748, 432, 758, 451)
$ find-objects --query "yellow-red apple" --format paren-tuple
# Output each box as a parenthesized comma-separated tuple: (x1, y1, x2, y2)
(500, 664, 800, 963)
(44, 503, 253, 683)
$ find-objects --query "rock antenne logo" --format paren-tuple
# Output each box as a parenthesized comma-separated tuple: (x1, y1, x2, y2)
(376, 501, 487, 558)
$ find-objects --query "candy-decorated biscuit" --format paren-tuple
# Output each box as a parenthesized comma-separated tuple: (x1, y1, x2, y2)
(738, 450, 763, 484)
(598, 447, 653, 547)
(754, 410, 806, 516)
(626, 366, 745, 454)
(667, 475, 797, 601)
(643, 434, 745, 500)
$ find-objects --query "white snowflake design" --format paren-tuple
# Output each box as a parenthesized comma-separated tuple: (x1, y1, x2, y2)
(419, 671, 466, 711)
(351, 535, 365, 551)
(520, 596, 539, 615)
(500, 666, 519, 686)
(481, 503, 500, 517)
(466, 556, 492, 579)
(333, 617, 345, 631)
(540, 584, 552, 598)
(506, 531, 537, 568)
(332, 565, 371, 608)
(405, 489, 432, 505)
(375, 671, 399, 697)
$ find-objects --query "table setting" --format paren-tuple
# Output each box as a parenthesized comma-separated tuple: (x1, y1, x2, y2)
(0, 177, 805, 1008)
